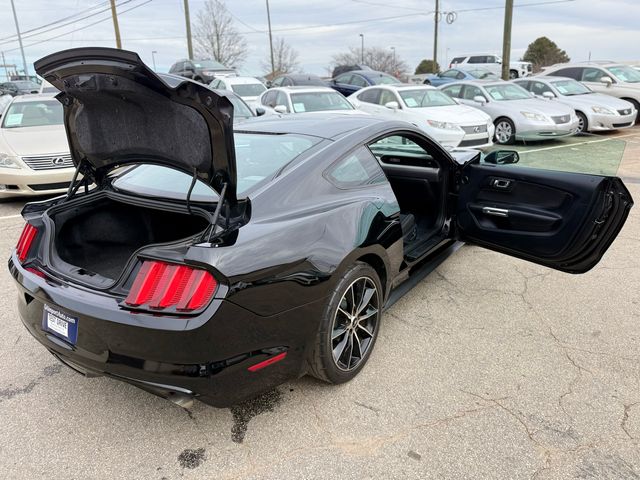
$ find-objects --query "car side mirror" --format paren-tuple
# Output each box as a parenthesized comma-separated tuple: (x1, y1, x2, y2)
(473, 95, 487, 105)
(483, 150, 520, 165)
(384, 101, 399, 110)
(542, 91, 555, 99)
(255, 107, 266, 116)
(600, 76, 613, 86)
(274, 105, 288, 114)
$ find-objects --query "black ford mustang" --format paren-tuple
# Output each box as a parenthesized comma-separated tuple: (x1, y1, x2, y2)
(9, 48, 633, 408)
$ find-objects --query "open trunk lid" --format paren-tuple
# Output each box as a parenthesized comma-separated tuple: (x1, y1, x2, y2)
(34, 47, 238, 204)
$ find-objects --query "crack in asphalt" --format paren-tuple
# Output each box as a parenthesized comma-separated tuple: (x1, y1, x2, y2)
(0, 363, 63, 403)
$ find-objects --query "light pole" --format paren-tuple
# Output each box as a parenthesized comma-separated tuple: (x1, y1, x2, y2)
(152, 51, 158, 71)
(266, 0, 275, 76)
(359, 33, 364, 64)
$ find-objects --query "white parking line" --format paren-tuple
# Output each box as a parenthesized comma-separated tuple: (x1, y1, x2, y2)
(0, 214, 23, 221)
(521, 132, 640, 153)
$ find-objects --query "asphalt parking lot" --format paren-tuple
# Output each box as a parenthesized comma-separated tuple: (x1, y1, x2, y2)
(1, 127, 639, 479)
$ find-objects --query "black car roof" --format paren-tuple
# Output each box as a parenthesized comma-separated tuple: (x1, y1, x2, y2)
(235, 114, 386, 140)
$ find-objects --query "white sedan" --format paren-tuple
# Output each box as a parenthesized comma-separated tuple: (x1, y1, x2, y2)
(0, 94, 74, 197)
(208, 76, 266, 109)
(257, 86, 360, 115)
(348, 84, 494, 148)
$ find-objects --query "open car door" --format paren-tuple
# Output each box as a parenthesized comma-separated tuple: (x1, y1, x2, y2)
(455, 158, 633, 274)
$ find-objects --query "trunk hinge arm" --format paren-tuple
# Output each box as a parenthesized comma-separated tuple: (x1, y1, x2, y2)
(205, 182, 228, 243)
(65, 157, 95, 201)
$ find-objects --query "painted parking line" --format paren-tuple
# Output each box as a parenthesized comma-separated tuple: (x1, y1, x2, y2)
(0, 214, 23, 221)
(520, 132, 640, 154)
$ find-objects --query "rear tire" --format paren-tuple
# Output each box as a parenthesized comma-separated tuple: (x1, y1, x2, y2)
(623, 98, 640, 124)
(576, 111, 588, 134)
(307, 262, 382, 384)
(509, 70, 518, 79)
(494, 117, 516, 145)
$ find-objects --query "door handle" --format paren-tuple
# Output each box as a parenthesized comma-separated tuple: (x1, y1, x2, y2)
(482, 206, 509, 218)
(491, 178, 512, 189)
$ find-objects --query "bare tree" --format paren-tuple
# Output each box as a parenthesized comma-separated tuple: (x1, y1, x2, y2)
(262, 37, 300, 77)
(331, 46, 408, 76)
(193, 0, 248, 67)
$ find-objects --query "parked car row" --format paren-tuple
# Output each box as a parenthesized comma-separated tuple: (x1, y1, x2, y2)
(1, 57, 638, 199)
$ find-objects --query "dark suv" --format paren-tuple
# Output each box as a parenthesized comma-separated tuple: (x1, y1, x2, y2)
(168, 59, 236, 83)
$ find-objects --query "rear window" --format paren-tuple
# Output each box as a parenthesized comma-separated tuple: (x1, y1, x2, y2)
(230, 83, 266, 97)
(290, 91, 353, 113)
(112, 133, 321, 201)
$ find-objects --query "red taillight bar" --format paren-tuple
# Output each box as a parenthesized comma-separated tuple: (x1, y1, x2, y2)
(124, 260, 218, 313)
(16, 223, 38, 263)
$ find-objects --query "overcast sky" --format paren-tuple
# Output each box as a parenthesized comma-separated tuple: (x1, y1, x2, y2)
(1, 0, 639, 79)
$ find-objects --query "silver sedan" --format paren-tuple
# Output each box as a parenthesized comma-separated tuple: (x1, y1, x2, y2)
(440, 80, 579, 144)
(513, 76, 637, 134)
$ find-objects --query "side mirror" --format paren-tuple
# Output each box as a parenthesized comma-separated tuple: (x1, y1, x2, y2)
(473, 95, 487, 105)
(255, 107, 266, 116)
(483, 150, 520, 165)
(384, 101, 399, 110)
(274, 105, 288, 114)
(542, 91, 555, 99)
(600, 76, 613, 86)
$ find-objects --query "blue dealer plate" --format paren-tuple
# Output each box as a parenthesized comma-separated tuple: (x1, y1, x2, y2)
(42, 304, 78, 345)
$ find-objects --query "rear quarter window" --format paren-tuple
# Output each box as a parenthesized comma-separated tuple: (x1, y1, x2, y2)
(325, 146, 386, 189)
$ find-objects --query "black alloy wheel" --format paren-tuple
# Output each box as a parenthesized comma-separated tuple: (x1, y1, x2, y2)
(308, 262, 382, 383)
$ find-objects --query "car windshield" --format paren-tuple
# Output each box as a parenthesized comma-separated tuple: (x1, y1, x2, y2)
(484, 84, 531, 101)
(1, 100, 64, 128)
(468, 69, 498, 79)
(112, 133, 321, 201)
(606, 65, 640, 83)
(551, 79, 592, 96)
(371, 74, 399, 85)
(399, 89, 457, 107)
(230, 83, 266, 97)
(13, 80, 39, 89)
(290, 92, 353, 112)
(194, 60, 227, 70)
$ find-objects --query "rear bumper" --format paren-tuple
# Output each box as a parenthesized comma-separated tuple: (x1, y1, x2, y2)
(10, 256, 324, 407)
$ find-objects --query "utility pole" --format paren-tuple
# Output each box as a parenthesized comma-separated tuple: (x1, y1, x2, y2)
(266, 0, 275, 75)
(501, 0, 513, 80)
(433, 0, 439, 68)
(359, 33, 364, 64)
(109, 0, 122, 49)
(1, 52, 10, 81)
(184, 0, 193, 59)
(10, 0, 28, 78)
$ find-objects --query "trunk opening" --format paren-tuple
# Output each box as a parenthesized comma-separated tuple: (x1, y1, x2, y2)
(47, 194, 210, 284)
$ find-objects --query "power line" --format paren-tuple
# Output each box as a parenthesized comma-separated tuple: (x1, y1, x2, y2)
(0, 0, 137, 47)
(3, 0, 154, 54)
(0, 2, 109, 42)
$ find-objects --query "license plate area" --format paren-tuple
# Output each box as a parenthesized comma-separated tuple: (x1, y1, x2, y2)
(42, 304, 78, 345)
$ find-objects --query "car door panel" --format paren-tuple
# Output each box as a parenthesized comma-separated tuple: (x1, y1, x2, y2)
(456, 162, 633, 273)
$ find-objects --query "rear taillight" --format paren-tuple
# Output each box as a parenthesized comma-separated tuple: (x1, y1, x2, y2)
(124, 260, 218, 313)
(16, 223, 38, 263)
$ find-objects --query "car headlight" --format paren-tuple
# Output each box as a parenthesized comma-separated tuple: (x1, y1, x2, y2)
(0, 153, 20, 169)
(427, 120, 461, 131)
(521, 111, 550, 122)
(591, 106, 615, 115)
